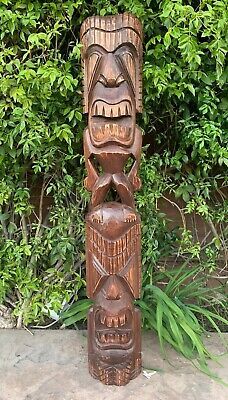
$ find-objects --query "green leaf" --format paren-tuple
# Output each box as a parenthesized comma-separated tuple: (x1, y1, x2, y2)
(75, 111, 82, 121)
(61, 299, 93, 319)
(164, 32, 171, 48)
(63, 309, 88, 327)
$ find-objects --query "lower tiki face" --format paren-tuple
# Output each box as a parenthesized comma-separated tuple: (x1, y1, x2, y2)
(87, 276, 141, 385)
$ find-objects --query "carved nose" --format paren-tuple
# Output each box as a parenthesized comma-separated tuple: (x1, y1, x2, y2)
(105, 276, 121, 300)
(99, 54, 124, 88)
(99, 74, 124, 88)
(106, 77, 118, 87)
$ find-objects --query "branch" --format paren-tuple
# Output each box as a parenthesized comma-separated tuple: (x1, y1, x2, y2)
(161, 194, 187, 230)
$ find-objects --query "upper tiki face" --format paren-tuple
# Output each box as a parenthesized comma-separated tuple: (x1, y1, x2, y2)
(80, 13, 143, 147)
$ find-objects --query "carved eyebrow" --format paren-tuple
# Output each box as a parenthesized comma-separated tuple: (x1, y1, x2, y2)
(115, 54, 136, 96)
(86, 45, 108, 56)
(87, 54, 102, 95)
(114, 43, 138, 55)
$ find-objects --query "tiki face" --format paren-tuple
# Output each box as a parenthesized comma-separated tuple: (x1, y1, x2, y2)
(93, 276, 135, 351)
(88, 276, 141, 386)
(81, 14, 142, 148)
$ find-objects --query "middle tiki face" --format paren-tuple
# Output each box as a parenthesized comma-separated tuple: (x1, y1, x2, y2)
(86, 43, 137, 148)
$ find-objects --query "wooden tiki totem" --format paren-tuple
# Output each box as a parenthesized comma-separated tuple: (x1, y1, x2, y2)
(80, 13, 143, 386)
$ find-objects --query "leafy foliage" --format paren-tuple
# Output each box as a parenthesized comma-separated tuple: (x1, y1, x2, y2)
(0, 0, 227, 366)
(137, 262, 227, 376)
(60, 298, 93, 327)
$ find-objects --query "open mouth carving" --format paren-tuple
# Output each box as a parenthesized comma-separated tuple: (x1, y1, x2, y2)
(95, 309, 133, 348)
(89, 100, 134, 146)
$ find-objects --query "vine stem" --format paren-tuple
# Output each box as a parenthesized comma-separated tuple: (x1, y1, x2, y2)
(161, 194, 187, 230)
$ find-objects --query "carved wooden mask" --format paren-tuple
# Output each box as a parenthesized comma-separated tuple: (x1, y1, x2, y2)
(81, 13, 143, 148)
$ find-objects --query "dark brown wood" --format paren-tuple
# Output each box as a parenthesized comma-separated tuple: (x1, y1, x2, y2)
(80, 13, 143, 386)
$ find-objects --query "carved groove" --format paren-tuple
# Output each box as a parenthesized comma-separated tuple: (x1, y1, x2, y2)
(81, 12, 143, 386)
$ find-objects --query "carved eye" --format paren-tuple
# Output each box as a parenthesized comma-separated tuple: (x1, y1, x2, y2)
(120, 53, 136, 91)
(87, 53, 101, 92)
(88, 53, 100, 76)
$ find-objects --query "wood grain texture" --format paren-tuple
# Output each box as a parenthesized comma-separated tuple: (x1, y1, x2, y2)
(80, 13, 143, 386)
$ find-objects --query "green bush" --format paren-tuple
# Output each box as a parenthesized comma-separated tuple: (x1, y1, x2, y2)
(0, 0, 227, 355)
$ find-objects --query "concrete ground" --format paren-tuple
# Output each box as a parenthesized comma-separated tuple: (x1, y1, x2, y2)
(0, 330, 227, 400)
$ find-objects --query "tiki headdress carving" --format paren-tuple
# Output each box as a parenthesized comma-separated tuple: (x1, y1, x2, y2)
(81, 13, 143, 148)
(81, 13, 143, 386)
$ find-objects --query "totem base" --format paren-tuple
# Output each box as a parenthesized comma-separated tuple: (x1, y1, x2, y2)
(88, 304, 142, 386)
(89, 356, 142, 386)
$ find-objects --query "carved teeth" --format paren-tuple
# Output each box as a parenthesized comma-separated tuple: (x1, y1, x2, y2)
(107, 316, 119, 327)
(92, 127, 104, 140)
(113, 106, 118, 117)
(97, 333, 106, 343)
(97, 331, 130, 344)
(99, 312, 126, 327)
(106, 317, 113, 327)
(92, 125, 131, 141)
(110, 334, 115, 343)
(100, 313, 106, 325)
(101, 334, 106, 343)
(92, 101, 131, 117)
(122, 334, 127, 343)
(119, 314, 126, 326)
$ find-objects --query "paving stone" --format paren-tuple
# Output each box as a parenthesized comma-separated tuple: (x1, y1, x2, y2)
(0, 330, 227, 400)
